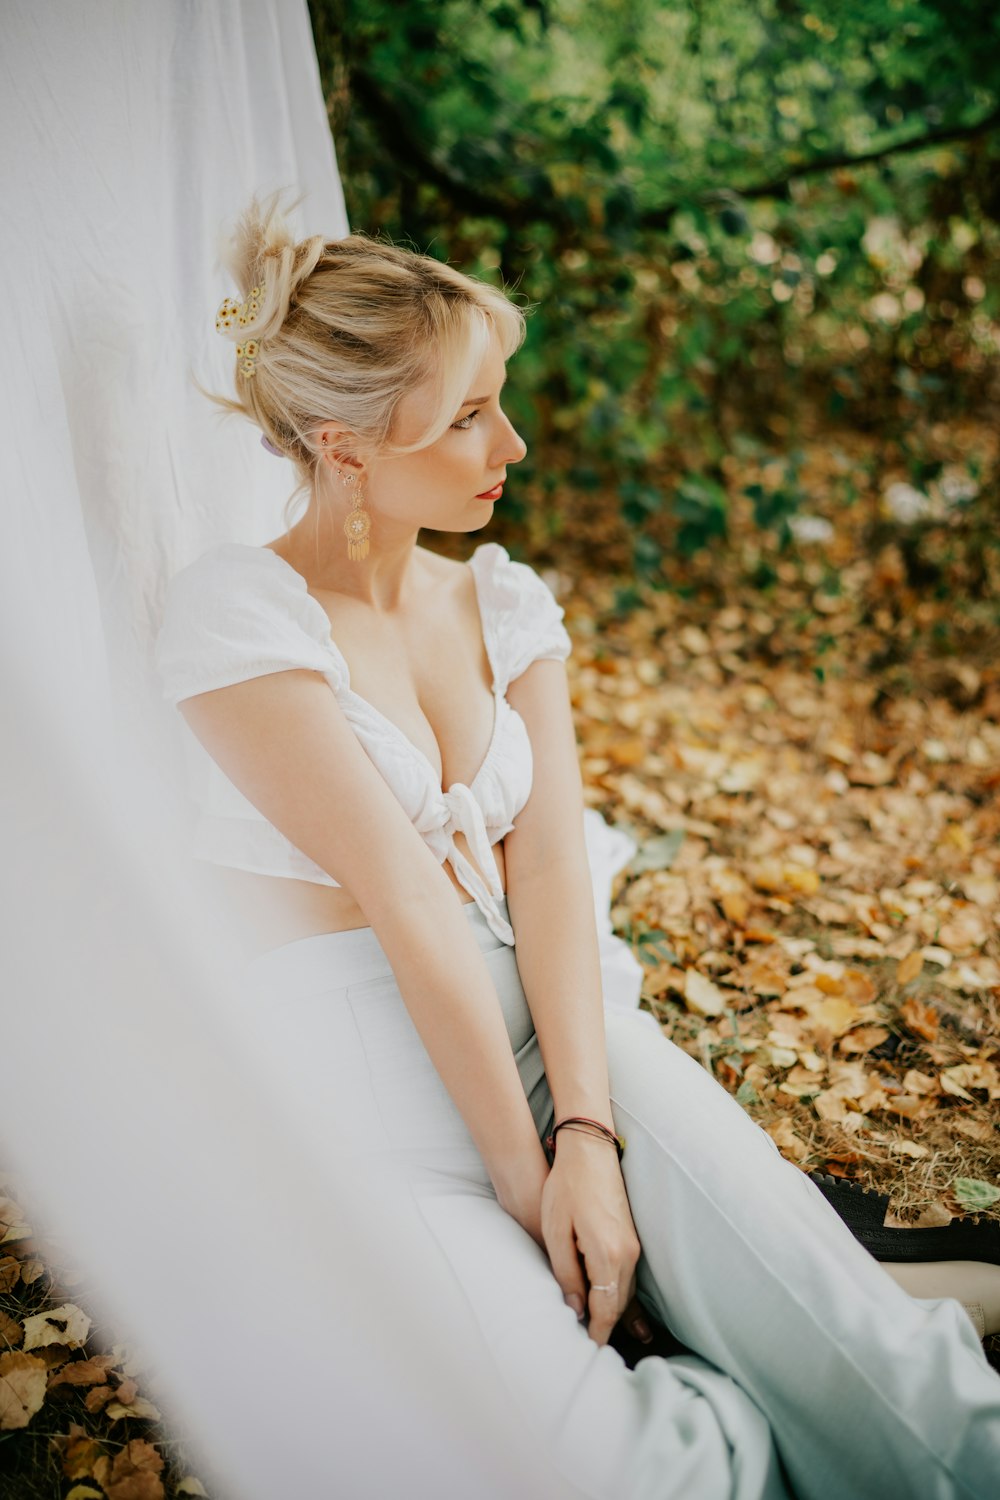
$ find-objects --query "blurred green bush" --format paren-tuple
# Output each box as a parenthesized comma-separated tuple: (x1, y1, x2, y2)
(309, 0, 1000, 573)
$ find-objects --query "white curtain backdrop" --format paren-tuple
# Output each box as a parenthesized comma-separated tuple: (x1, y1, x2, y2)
(4, 1, 350, 711)
(0, 4, 580, 1495)
(0, 2, 641, 1492)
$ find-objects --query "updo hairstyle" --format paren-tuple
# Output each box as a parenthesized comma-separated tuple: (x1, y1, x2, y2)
(207, 191, 526, 506)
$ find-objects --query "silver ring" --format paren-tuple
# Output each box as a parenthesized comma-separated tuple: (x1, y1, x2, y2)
(590, 1281, 618, 1293)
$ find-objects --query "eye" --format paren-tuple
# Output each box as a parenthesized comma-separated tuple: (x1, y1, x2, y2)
(451, 409, 480, 430)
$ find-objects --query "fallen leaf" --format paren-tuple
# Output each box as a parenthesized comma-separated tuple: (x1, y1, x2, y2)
(848, 752, 894, 786)
(944, 959, 1000, 993)
(842, 968, 877, 1005)
(721, 890, 749, 925)
(0, 1311, 22, 1349)
(942, 1061, 1000, 1096)
(839, 1026, 890, 1055)
(59, 1422, 104, 1482)
(764, 1117, 809, 1162)
(114, 1438, 163, 1473)
(0, 1350, 47, 1430)
(798, 1048, 825, 1072)
(105, 1395, 162, 1423)
(22, 1304, 91, 1353)
(0, 1257, 20, 1293)
(630, 828, 685, 872)
(901, 1069, 937, 1096)
(884, 1093, 934, 1121)
(48, 1356, 116, 1390)
(814, 1090, 849, 1122)
(66, 1486, 105, 1500)
(889, 1140, 930, 1158)
(953, 1178, 1000, 1212)
(896, 950, 925, 986)
(745, 964, 786, 1000)
(783, 864, 820, 895)
(938, 908, 988, 952)
(778, 1065, 824, 1098)
(940, 1072, 976, 1102)
(800, 994, 863, 1038)
(900, 996, 939, 1042)
(830, 935, 888, 960)
(963, 876, 999, 908)
(176, 1480, 208, 1498)
(884, 1201, 953, 1229)
(744, 926, 780, 944)
(684, 969, 726, 1017)
(952, 1117, 995, 1144)
(0, 1223, 31, 1247)
(19, 1256, 44, 1286)
(607, 736, 649, 768)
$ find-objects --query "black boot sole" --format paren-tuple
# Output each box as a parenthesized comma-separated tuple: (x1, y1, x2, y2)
(809, 1172, 1000, 1266)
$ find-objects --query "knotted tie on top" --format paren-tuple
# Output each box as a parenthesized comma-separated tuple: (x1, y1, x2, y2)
(423, 781, 514, 945)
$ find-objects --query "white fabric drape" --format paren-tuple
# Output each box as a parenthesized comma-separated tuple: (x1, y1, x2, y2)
(0, 4, 577, 1495)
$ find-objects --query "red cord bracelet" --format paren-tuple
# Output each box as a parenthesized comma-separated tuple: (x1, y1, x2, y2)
(546, 1115, 625, 1160)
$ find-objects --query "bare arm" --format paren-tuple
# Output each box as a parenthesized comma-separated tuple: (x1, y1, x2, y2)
(504, 657, 643, 1345)
(503, 658, 612, 1123)
(180, 669, 549, 1230)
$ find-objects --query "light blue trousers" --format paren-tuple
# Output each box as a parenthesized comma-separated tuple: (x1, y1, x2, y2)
(247, 897, 1000, 1500)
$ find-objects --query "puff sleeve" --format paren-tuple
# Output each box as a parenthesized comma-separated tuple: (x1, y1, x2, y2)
(155, 544, 346, 705)
(470, 543, 572, 692)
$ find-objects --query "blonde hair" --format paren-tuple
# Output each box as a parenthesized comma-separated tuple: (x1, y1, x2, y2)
(205, 191, 527, 511)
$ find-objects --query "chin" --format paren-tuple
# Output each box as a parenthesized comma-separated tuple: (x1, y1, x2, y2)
(424, 510, 494, 536)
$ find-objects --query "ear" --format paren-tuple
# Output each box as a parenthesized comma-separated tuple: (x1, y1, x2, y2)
(314, 424, 365, 476)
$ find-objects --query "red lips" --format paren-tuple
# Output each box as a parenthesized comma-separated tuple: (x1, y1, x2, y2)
(475, 483, 504, 500)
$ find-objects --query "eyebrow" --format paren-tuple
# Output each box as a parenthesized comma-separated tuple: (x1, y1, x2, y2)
(458, 373, 508, 407)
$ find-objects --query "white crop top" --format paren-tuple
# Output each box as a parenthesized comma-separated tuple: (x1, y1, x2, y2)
(155, 541, 573, 945)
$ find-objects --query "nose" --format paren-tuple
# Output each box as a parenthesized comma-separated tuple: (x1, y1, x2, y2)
(495, 409, 527, 466)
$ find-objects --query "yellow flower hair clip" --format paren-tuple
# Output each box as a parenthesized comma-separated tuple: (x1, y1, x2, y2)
(236, 339, 260, 378)
(214, 284, 266, 375)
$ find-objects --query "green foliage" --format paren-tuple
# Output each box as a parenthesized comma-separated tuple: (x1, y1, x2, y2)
(310, 0, 1000, 568)
(954, 1177, 1000, 1211)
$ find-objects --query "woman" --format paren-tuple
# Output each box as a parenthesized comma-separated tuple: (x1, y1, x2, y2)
(156, 195, 1000, 1499)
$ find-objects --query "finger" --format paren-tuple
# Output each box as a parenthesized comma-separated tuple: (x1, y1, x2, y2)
(587, 1262, 637, 1347)
(543, 1218, 588, 1322)
(585, 1278, 621, 1346)
(620, 1293, 653, 1344)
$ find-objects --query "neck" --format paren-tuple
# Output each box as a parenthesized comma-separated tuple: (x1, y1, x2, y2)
(278, 495, 422, 609)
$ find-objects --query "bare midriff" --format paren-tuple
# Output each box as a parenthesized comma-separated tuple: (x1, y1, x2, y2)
(210, 829, 506, 955)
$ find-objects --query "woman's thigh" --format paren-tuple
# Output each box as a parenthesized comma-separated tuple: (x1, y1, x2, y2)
(408, 1149, 785, 1500)
(244, 941, 785, 1500)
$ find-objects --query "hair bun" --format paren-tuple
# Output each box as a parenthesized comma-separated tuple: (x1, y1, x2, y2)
(218, 190, 324, 346)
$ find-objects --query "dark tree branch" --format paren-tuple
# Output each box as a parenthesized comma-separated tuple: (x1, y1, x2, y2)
(722, 104, 1000, 206)
(352, 67, 1000, 236)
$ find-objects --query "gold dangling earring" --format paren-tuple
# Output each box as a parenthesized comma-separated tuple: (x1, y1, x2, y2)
(341, 472, 371, 562)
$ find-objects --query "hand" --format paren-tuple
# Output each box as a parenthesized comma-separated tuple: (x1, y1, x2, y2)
(493, 1148, 551, 1253)
(540, 1129, 643, 1346)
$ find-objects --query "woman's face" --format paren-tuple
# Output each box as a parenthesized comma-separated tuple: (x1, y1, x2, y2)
(360, 331, 528, 535)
